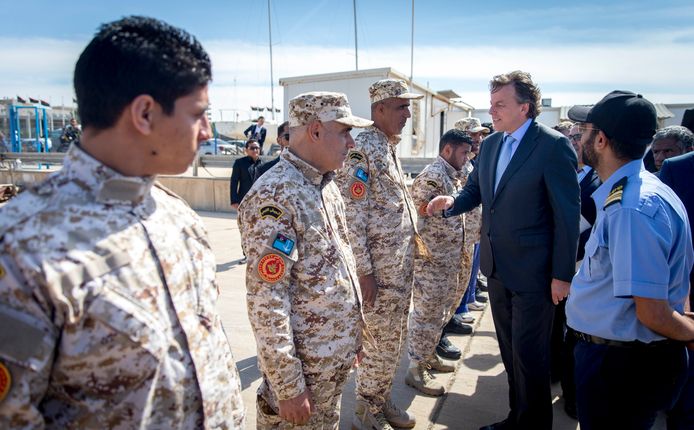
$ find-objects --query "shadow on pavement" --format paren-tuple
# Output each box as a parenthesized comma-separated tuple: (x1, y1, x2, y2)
(236, 355, 262, 390)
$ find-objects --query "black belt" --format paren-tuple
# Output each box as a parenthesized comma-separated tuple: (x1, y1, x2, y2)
(572, 330, 677, 348)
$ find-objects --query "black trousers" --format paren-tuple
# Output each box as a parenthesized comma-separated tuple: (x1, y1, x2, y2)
(488, 276, 555, 429)
(574, 339, 688, 430)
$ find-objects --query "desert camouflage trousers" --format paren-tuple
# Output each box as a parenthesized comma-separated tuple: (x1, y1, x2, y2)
(408, 258, 464, 363)
(256, 360, 353, 429)
(355, 273, 413, 413)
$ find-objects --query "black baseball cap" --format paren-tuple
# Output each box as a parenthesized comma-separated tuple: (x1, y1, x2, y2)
(567, 90, 657, 145)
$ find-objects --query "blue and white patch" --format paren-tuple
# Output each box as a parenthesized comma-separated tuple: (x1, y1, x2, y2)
(354, 167, 369, 183)
(272, 233, 295, 256)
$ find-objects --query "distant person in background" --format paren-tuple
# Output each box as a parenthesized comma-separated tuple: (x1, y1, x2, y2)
(0, 131, 8, 152)
(255, 121, 289, 180)
(230, 139, 263, 210)
(553, 121, 574, 139)
(244, 116, 267, 149)
(652, 125, 694, 171)
(57, 118, 81, 152)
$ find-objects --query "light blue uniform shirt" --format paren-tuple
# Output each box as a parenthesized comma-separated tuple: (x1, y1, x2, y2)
(566, 159, 693, 342)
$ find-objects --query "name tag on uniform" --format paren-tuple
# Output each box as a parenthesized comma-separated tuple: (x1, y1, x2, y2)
(272, 233, 295, 255)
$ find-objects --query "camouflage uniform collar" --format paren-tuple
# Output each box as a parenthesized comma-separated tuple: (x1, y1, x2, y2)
(368, 125, 401, 146)
(436, 155, 460, 178)
(64, 144, 156, 206)
(282, 149, 336, 189)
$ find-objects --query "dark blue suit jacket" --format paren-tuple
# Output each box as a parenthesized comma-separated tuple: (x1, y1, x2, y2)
(446, 121, 580, 291)
(577, 167, 601, 261)
(658, 151, 694, 304)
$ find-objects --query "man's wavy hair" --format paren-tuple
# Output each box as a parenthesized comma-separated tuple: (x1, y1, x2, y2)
(490, 71, 542, 119)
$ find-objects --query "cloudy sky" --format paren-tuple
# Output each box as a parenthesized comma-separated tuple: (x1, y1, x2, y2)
(2, 0, 693, 121)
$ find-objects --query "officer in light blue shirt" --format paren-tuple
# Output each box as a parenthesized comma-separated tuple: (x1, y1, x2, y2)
(566, 90, 694, 429)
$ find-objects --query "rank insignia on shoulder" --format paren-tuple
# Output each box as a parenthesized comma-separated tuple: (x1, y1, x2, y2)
(604, 176, 627, 209)
(259, 205, 283, 220)
(350, 181, 367, 200)
(272, 233, 295, 256)
(258, 253, 286, 283)
(349, 150, 366, 162)
(0, 361, 11, 402)
(354, 167, 369, 183)
(426, 180, 438, 188)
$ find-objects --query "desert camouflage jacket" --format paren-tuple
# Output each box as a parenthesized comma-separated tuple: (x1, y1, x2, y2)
(0, 145, 244, 429)
(239, 150, 363, 401)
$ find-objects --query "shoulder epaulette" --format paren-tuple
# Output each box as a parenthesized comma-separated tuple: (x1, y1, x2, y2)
(603, 176, 627, 209)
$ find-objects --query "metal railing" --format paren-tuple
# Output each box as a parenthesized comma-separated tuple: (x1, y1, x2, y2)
(1, 152, 435, 177)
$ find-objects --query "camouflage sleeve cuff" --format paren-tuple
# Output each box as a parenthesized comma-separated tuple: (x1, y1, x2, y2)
(273, 370, 307, 401)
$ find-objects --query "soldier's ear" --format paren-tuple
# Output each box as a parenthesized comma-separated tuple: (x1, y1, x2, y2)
(129, 95, 157, 135)
(307, 120, 322, 143)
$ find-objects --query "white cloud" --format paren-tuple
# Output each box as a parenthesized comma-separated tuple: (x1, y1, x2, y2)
(2, 36, 694, 120)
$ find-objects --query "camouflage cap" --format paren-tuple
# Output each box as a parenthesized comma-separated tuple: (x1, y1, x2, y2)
(454, 117, 490, 134)
(289, 91, 373, 128)
(369, 79, 424, 104)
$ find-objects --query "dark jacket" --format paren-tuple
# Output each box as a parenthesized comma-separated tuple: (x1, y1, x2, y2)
(446, 121, 580, 291)
(658, 151, 694, 304)
(254, 156, 280, 181)
(230, 156, 263, 204)
(243, 124, 267, 145)
(577, 167, 601, 261)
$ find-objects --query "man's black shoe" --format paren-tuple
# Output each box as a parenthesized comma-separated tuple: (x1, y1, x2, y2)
(479, 418, 513, 430)
(477, 275, 488, 291)
(443, 318, 473, 335)
(436, 336, 461, 360)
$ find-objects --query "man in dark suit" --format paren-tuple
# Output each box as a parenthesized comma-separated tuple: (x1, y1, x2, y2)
(428, 71, 580, 429)
(254, 121, 289, 180)
(244, 116, 267, 148)
(230, 139, 263, 210)
(659, 151, 694, 430)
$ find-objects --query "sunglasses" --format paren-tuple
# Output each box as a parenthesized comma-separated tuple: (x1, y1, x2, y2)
(282, 133, 290, 140)
(248, 146, 260, 151)
(569, 134, 582, 142)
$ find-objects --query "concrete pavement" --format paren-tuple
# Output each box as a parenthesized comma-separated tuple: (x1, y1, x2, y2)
(201, 209, 660, 430)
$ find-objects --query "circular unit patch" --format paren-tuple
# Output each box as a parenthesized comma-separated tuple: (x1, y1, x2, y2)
(350, 181, 366, 200)
(258, 253, 286, 283)
(0, 362, 11, 403)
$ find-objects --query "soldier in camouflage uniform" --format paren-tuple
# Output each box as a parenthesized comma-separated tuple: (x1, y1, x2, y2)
(449, 118, 489, 319)
(335, 79, 424, 430)
(0, 17, 245, 429)
(239, 92, 372, 429)
(405, 130, 474, 396)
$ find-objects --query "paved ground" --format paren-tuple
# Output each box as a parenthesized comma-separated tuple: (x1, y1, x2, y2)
(201, 210, 664, 429)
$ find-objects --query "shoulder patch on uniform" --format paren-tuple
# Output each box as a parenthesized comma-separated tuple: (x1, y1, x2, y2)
(350, 181, 367, 200)
(603, 176, 627, 210)
(353, 166, 369, 183)
(349, 150, 366, 162)
(257, 253, 286, 283)
(259, 205, 283, 220)
(271, 233, 295, 255)
(426, 180, 439, 188)
(0, 362, 11, 402)
(0, 264, 4, 279)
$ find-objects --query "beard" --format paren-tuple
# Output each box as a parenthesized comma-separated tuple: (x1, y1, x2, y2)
(581, 130, 599, 169)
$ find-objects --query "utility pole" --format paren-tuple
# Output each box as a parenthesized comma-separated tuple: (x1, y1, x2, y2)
(268, 0, 276, 120)
(353, 0, 359, 70)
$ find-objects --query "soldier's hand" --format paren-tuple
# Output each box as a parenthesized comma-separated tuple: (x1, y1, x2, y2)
(230, 203, 239, 211)
(426, 196, 454, 216)
(358, 274, 378, 307)
(278, 389, 314, 425)
(551, 278, 571, 305)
